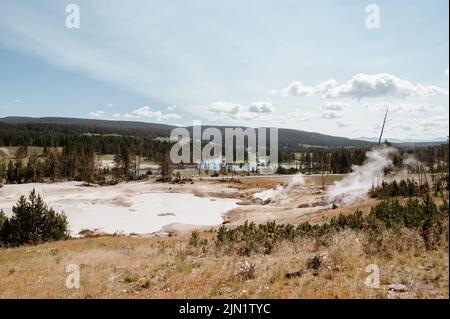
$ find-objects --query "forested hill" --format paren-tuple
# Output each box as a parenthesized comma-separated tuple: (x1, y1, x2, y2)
(185, 125, 374, 149)
(0, 116, 175, 139)
(1, 116, 374, 149)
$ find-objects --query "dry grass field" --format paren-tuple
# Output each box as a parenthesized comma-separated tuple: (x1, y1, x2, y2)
(0, 223, 448, 299)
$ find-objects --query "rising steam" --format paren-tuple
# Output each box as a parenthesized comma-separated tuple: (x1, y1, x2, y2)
(326, 146, 398, 205)
(254, 173, 305, 201)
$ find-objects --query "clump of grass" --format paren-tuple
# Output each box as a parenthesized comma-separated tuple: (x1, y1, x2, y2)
(123, 272, 139, 283)
(189, 231, 208, 248)
(140, 279, 151, 289)
(172, 261, 192, 275)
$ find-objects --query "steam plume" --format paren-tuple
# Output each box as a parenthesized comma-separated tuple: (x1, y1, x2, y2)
(326, 146, 398, 205)
(254, 173, 305, 201)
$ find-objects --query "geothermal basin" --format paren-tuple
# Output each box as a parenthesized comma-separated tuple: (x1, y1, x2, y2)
(0, 182, 238, 236)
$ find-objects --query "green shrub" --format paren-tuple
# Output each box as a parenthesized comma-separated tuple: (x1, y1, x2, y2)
(0, 189, 69, 247)
(215, 193, 449, 256)
(369, 179, 428, 199)
(0, 210, 7, 246)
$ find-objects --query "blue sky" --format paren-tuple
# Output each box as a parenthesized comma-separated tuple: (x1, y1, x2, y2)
(0, 0, 448, 140)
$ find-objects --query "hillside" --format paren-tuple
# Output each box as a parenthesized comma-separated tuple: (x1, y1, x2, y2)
(0, 116, 375, 149)
(358, 136, 447, 147)
(0, 116, 175, 140)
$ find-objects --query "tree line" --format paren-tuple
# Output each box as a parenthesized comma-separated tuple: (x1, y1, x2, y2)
(0, 136, 173, 184)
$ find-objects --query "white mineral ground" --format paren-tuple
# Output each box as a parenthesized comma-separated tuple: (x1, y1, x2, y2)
(0, 177, 335, 237)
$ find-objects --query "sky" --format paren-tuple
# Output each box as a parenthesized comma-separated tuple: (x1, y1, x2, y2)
(0, 0, 448, 141)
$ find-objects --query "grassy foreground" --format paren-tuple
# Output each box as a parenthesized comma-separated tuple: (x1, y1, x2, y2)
(0, 224, 448, 299)
(1, 190, 448, 299)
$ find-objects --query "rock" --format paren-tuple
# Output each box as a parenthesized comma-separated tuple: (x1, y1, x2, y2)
(157, 212, 176, 216)
(78, 228, 109, 238)
(306, 253, 329, 268)
(238, 260, 256, 280)
(263, 198, 273, 205)
(418, 263, 432, 271)
(297, 203, 311, 208)
(153, 231, 175, 237)
(219, 286, 233, 294)
(312, 201, 327, 207)
(285, 270, 304, 279)
(305, 252, 329, 274)
(388, 284, 408, 292)
(251, 198, 264, 205)
(318, 252, 329, 262)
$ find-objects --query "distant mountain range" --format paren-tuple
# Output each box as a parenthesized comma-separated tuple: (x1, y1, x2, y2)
(0, 116, 445, 149)
(358, 136, 447, 147)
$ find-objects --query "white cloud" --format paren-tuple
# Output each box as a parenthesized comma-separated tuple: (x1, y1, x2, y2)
(279, 79, 338, 97)
(208, 101, 274, 121)
(313, 79, 339, 95)
(325, 73, 448, 99)
(277, 73, 448, 100)
(416, 118, 448, 133)
(161, 113, 183, 120)
(249, 101, 274, 113)
(208, 101, 242, 114)
(429, 115, 449, 124)
(132, 106, 159, 117)
(322, 101, 348, 111)
(112, 113, 121, 118)
(388, 116, 449, 136)
(394, 124, 414, 132)
(107, 102, 114, 107)
(287, 111, 313, 122)
(130, 106, 182, 121)
(366, 102, 444, 113)
(89, 110, 105, 117)
(336, 120, 350, 128)
(321, 101, 346, 120)
(167, 105, 177, 111)
(322, 110, 342, 119)
(210, 110, 258, 121)
(279, 81, 314, 97)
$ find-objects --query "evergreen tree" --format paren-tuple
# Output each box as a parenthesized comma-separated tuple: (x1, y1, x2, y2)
(0, 160, 6, 184)
(0, 210, 9, 246)
(6, 160, 14, 183)
(159, 152, 173, 182)
(0, 210, 6, 235)
(44, 151, 61, 182)
(7, 189, 69, 246)
(15, 145, 28, 159)
(14, 160, 23, 184)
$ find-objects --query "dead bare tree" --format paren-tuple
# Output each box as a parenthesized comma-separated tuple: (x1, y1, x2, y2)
(320, 152, 330, 190)
(378, 107, 389, 146)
